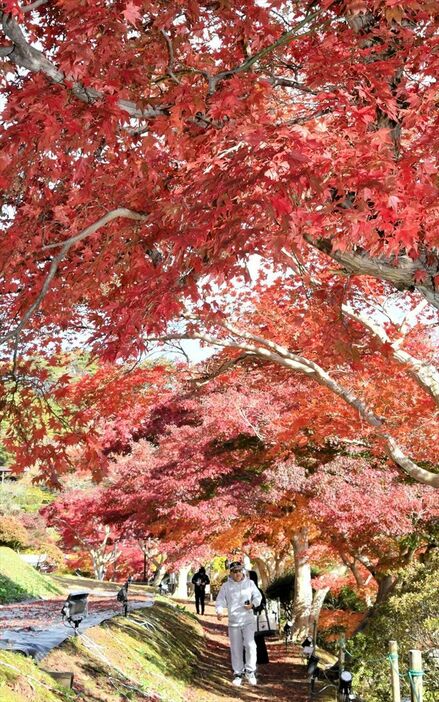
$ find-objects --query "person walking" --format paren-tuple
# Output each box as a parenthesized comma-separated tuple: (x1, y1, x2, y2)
(215, 561, 262, 687)
(248, 570, 269, 665)
(191, 566, 210, 615)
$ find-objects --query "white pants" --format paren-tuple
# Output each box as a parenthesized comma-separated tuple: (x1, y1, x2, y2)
(228, 622, 257, 675)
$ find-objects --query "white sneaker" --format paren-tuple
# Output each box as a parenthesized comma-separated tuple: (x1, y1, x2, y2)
(232, 675, 242, 686)
(246, 673, 257, 686)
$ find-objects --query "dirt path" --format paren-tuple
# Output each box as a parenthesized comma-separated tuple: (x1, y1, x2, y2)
(185, 602, 309, 702)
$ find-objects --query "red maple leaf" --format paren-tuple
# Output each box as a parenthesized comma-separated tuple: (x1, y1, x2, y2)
(413, 269, 428, 284)
(271, 194, 292, 217)
(122, 2, 141, 27)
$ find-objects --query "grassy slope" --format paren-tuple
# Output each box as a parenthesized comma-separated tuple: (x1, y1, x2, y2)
(0, 602, 203, 702)
(0, 547, 64, 603)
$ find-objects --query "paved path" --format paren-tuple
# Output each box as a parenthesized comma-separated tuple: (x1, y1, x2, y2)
(184, 602, 309, 701)
(0, 592, 154, 660)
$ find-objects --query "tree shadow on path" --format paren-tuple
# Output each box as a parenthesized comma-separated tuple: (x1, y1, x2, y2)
(185, 602, 309, 702)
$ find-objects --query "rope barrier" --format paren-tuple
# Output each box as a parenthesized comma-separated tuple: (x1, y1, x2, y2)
(407, 669, 423, 702)
(77, 632, 158, 700)
(386, 652, 407, 682)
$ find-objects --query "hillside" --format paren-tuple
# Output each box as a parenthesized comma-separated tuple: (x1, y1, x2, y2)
(0, 602, 203, 702)
(0, 547, 64, 604)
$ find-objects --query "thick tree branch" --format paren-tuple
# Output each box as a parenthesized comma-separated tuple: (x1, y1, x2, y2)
(22, 0, 48, 12)
(149, 326, 439, 487)
(0, 12, 169, 120)
(1, 5, 325, 117)
(304, 234, 439, 309)
(342, 303, 439, 405)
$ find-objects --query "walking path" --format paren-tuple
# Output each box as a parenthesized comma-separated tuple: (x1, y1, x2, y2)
(185, 602, 309, 702)
(0, 591, 154, 660)
(1, 589, 311, 699)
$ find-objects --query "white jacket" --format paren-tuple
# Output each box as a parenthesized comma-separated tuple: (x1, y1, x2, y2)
(215, 575, 262, 627)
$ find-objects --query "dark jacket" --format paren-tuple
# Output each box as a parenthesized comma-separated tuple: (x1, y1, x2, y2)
(191, 571, 210, 590)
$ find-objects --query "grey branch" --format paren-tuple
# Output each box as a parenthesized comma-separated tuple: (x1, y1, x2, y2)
(0, 12, 169, 120)
(21, 0, 48, 13)
(0, 208, 147, 346)
(342, 303, 439, 405)
(148, 325, 439, 487)
(160, 29, 182, 85)
(304, 234, 439, 310)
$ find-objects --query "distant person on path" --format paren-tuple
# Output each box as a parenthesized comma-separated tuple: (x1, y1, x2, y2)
(191, 566, 210, 615)
(158, 573, 170, 595)
(215, 561, 262, 687)
(248, 570, 269, 665)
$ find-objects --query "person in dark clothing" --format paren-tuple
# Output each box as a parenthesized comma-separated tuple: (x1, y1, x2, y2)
(248, 570, 269, 665)
(191, 566, 210, 615)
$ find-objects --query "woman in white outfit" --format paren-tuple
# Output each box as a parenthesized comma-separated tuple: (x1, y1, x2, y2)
(215, 561, 262, 687)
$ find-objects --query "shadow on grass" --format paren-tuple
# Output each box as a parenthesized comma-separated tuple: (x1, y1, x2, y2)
(52, 574, 154, 596)
(101, 602, 204, 684)
(0, 573, 60, 604)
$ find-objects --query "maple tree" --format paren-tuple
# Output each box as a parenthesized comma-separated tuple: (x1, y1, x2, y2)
(307, 456, 438, 626)
(157, 276, 438, 485)
(0, 352, 171, 483)
(0, 2, 438, 649)
(60, 348, 433, 635)
(43, 488, 127, 580)
(0, 0, 437, 487)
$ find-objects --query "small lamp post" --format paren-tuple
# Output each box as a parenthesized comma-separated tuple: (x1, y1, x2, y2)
(307, 652, 321, 694)
(61, 591, 89, 633)
(302, 635, 314, 659)
(117, 576, 132, 616)
(283, 619, 293, 649)
(339, 670, 355, 699)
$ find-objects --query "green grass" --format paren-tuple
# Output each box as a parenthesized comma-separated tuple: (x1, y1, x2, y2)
(0, 601, 204, 702)
(0, 547, 64, 603)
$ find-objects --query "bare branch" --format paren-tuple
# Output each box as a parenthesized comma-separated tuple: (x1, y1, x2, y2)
(268, 75, 318, 93)
(160, 29, 182, 85)
(209, 9, 325, 93)
(21, 0, 48, 13)
(0, 208, 147, 346)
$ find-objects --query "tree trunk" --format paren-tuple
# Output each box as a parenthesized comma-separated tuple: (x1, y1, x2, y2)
(353, 573, 399, 634)
(311, 586, 330, 627)
(91, 554, 105, 581)
(151, 563, 166, 586)
(252, 556, 271, 590)
(375, 574, 398, 605)
(292, 527, 313, 640)
(173, 565, 191, 599)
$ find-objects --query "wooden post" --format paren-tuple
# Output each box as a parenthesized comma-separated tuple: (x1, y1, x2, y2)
(408, 650, 423, 702)
(312, 619, 318, 648)
(338, 633, 345, 674)
(388, 641, 401, 702)
(336, 635, 346, 702)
